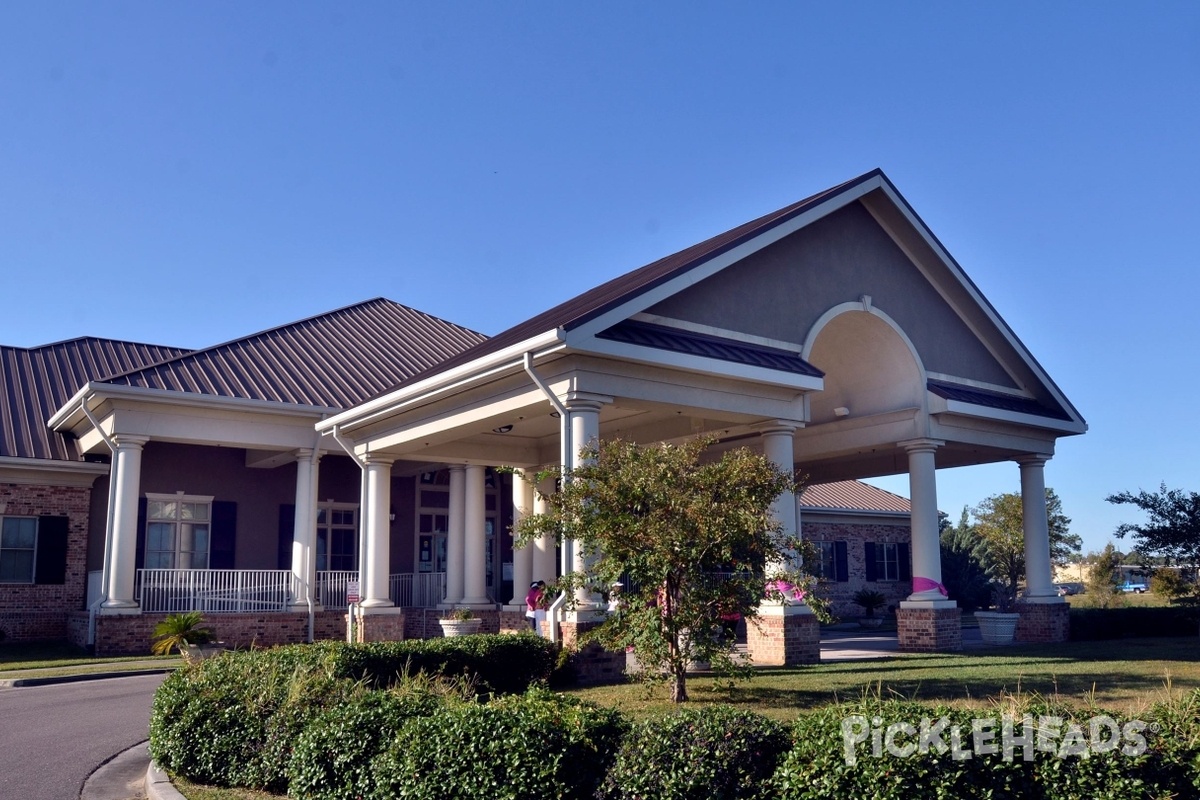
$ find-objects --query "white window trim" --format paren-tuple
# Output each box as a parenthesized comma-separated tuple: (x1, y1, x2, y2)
(317, 501, 359, 572)
(876, 542, 900, 582)
(144, 492, 214, 570)
(0, 515, 38, 584)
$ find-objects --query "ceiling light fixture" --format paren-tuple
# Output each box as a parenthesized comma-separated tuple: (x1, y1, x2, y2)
(492, 425, 513, 433)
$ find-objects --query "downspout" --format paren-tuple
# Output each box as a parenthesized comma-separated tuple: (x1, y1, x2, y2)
(305, 427, 322, 643)
(522, 352, 571, 644)
(81, 395, 118, 647)
(330, 424, 368, 642)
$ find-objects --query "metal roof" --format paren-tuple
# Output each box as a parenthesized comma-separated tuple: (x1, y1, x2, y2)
(1, 338, 192, 461)
(928, 379, 1072, 421)
(595, 319, 824, 378)
(102, 298, 487, 408)
(800, 480, 911, 514)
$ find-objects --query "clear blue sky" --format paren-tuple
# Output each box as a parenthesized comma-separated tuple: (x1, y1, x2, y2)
(3, 3, 1198, 555)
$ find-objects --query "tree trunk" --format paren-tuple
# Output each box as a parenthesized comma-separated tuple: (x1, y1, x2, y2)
(670, 667, 689, 703)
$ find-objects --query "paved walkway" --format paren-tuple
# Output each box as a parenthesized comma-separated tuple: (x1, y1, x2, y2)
(819, 624, 984, 660)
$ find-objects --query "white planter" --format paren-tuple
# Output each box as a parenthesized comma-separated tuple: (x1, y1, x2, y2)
(438, 619, 482, 638)
(975, 611, 1020, 645)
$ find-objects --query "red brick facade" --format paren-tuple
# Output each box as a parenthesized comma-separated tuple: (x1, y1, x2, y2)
(896, 605, 962, 652)
(746, 609, 821, 665)
(76, 610, 348, 657)
(803, 520, 911, 620)
(0, 483, 91, 642)
(1015, 600, 1069, 643)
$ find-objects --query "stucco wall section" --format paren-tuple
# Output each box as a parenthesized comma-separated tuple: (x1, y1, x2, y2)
(645, 200, 1015, 388)
(0, 482, 91, 642)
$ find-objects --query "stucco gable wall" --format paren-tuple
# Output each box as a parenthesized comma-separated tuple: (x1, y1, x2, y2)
(644, 201, 1016, 389)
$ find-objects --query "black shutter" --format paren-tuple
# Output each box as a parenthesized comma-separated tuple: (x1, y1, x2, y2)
(34, 515, 69, 584)
(135, 498, 147, 571)
(210, 501, 237, 569)
(864, 542, 877, 582)
(897, 543, 912, 582)
(834, 540, 849, 583)
(278, 505, 295, 570)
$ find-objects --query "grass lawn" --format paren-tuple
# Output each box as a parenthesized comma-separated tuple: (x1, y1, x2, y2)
(568, 637, 1200, 721)
(0, 641, 177, 678)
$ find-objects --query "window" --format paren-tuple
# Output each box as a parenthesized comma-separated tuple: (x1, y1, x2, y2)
(145, 494, 213, 569)
(317, 504, 358, 572)
(0, 517, 37, 583)
(875, 542, 900, 582)
(812, 540, 848, 582)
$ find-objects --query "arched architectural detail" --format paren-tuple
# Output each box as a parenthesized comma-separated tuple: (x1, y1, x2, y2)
(802, 299, 929, 425)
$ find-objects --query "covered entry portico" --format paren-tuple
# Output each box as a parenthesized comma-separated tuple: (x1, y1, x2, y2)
(318, 170, 1086, 657)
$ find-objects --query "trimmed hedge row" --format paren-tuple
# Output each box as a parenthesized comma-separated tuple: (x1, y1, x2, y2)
(1070, 606, 1199, 640)
(150, 640, 1200, 800)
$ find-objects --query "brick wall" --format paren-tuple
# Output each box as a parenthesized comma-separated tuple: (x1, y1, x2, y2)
(1015, 601, 1069, 643)
(804, 520, 911, 620)
(746, 610, 820, 665)
(91, 611, 348, 656)
(0, 483, 91, 642)
(896, 605, 961, 652)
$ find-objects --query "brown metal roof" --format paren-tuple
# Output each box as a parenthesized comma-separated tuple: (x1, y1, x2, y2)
(800, 480, 911, 514)
(102, 298, 487, 408)
(1, 338, 192, 461)
(393, 170, 884, 390)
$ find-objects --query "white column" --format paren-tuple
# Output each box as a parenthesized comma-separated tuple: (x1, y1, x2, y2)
(759, 423, 799, 547)
(444, 466, 466, 605)
(1018, 454, 1061, 602)
(361, 454, 396, 608)
(532, 474, 558, 584)
(103, 434, 150, 609)
(901, 438, 949, 603)
(567, 397, 605, 607)
(289, 449, 320, 609)
(461, 465, 490, 605)
(508, 470, 534, 606)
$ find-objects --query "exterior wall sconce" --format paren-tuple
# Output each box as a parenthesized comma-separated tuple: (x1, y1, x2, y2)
(834, 406, 850, 417)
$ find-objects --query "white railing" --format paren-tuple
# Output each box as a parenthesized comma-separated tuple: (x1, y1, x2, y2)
(315, 570, 359, 608)
(137, 569, 294, 613)
(390, 572, 446, 608)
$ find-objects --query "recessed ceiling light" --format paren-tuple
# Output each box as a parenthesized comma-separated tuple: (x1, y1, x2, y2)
(492, 425, 513, 433)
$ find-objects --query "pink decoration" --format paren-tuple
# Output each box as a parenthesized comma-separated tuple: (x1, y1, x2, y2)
(912, 576, 948, 597)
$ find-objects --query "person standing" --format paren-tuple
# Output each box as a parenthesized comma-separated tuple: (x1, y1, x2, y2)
(525, 580, 546, 635)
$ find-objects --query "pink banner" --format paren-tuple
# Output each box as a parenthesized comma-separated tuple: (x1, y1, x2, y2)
(912, 576, 948, 597)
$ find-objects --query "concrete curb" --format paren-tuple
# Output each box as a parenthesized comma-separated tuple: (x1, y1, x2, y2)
(0, 668, 174, 688)
(146, 760, 187, 800)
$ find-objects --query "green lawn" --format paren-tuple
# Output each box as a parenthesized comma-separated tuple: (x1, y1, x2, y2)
(0, 641, 177, 678)
(568, 637, 1200, 721)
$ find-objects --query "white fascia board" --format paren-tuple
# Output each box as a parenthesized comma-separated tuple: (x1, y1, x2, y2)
(567, 177, 884, 339)
(576, 337, 824, 392)
(936, 401, 1087, 436)
(0, 456, 109, 476)
(871, 181, 1085, 428)
(49, 381, 339, 431)
(318, 330, 565, 436)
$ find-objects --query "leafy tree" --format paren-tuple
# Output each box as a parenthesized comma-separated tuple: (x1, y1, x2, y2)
(1107, 484, 1200, 567)
(513, 437, 821, 703)
(972, 489, 1080, 610)
(939, 507, 992, 612)
(1087, 543, 1123, 608)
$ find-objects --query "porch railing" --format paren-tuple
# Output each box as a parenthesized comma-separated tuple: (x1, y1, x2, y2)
(137, 569, 294, 613)
(390, 572, 446, 608)
(134, 569, 448, 613)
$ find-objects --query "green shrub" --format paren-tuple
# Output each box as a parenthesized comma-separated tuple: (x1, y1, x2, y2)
(288, 688, 444, 800)
(1069, 606, 1197, 640)
(772, 696, 1197, 799)
(369, 687, 626, 800)
(601, 705, 790, 800)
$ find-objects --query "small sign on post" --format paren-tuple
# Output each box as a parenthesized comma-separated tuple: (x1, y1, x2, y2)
(346, 580, 360, 605)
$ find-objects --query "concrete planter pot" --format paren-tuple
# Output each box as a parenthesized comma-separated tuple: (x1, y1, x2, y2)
(857, 616, 884, 629)
(438, 619, 482, 638)
(975, 611, 1020, 645)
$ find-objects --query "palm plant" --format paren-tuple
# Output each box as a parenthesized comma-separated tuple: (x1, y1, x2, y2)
(150, 612, 215, 655)
(851, 588, 887, 618)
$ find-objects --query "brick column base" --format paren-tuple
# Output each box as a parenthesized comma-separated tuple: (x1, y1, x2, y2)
(499, 608, 531, 634)
(355, 609, 406, 642)
(897, 604, 962, 652)
(559, 617, 628, 686)
(1015, 600, 1069, 643)
(746, 607, 820, 665)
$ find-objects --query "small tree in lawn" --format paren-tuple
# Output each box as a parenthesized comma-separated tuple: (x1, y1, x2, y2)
(973, 489, 1079, 610)
(1087, 543, 1124, 608)
(513, 436, 823, 704)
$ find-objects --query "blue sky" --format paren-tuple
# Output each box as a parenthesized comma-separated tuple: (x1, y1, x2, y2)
(2, 3, 1198, 555)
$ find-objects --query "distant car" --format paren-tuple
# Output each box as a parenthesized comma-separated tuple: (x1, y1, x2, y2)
(1054, 582, 1084, 596)
(1120, 581, 1148, 594)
